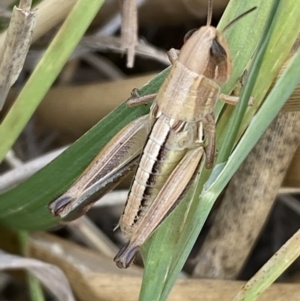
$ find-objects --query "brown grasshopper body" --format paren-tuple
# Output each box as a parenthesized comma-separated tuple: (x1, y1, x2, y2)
(120, 27, 231, 236)
(49, 5, 254, 269)
(115, 26, 232, 267)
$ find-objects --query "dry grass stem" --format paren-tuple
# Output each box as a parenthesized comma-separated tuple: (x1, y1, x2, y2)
(0, 147, 67, 192)
(278, 194, 300, 216)
(120, 0, 138, 67)
(80, 35, 169, 65)
(81, 53, 126, 79)
(27, 232, 300, 301)
(67, 216, 119, 257)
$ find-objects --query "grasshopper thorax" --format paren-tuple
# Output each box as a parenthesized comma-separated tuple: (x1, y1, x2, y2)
(178, 26, 231, 84)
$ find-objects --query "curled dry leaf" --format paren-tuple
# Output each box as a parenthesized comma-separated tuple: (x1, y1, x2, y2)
(0, 250, 75, 301)
(0, 1, 36, 110)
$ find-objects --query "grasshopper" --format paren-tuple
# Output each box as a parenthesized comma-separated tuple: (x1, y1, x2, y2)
(49, 2, 255, 268)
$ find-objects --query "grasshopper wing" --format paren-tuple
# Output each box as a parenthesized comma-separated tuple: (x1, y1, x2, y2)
(49, 115, 149, 221)
(114, 146, 204, 268)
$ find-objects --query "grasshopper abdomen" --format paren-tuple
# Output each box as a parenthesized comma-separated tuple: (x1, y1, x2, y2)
(120, 112, 197, 238)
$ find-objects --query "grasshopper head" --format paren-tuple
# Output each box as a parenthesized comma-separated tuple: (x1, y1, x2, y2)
(178, 26, 232, 83)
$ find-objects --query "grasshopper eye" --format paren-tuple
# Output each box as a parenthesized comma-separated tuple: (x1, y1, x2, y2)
(183, 28, 197, 43)
(211, 39, 227, 60)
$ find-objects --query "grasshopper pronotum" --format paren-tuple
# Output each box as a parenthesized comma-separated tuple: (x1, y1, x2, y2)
(49, 1, 255, 268)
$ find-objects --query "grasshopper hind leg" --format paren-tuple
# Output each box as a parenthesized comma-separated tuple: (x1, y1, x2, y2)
(114, 146, 204, 268)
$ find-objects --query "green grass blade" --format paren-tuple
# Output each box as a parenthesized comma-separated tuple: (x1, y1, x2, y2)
(212, 37, 300, 194)
(214, 0, 273, 115)
(19, 231, 46, 301)
(216, 0, 279, 164)
(217, 0, 300, 150)
(231, 229, 300, 301)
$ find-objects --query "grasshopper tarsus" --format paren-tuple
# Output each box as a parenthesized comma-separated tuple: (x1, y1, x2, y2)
(167, 48, 179, 64)
(131, 88, 140, 98)
(114, 241, 138, 268)
(49, 195, 74, 216)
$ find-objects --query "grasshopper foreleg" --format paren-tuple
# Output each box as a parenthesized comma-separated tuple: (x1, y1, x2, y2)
(127, 49, 179, 107)
(219, 93, 254, 106)
(127, 88, 157, 106)
(220, 69, 255, 106)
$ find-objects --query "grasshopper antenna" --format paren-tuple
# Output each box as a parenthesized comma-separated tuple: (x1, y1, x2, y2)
(223, 6, 257, 33)
(206, 0, 213, 26)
